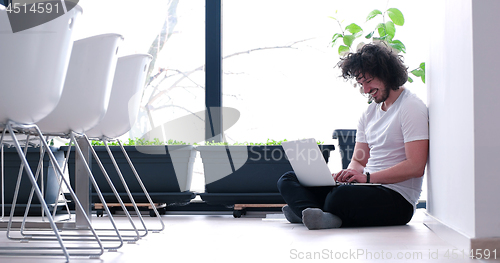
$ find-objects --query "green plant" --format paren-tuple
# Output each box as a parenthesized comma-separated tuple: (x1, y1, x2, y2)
(90, 140, 120, 146)
(330, 7, 425, 83)
(72, 138, 192, 146)
(203, 139, 324, 146)
(82, 138, 325, 146)
(126, 137, 189, 146)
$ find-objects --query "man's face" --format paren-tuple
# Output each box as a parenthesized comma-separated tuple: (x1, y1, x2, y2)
(357, 74, 390, 104)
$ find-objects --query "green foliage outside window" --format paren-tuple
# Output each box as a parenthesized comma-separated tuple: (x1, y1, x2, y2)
(330, 7, 425, 83)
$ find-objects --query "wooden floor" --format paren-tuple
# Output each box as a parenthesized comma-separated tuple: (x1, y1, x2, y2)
(0, 209, 494, 263)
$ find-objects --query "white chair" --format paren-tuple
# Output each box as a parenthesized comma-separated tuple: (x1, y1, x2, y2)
(86, 55, 152, 140)
(36, 33, 121, 134)
(86, 54, 165, 232)
(0, 4, 104, 261)
(33, 33, 145, 248)
(0, 7, 74, 124)
(86, 54, 151, 138)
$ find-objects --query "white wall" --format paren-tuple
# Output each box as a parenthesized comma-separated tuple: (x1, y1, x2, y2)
(472, 0, 500, 238)
(427, 0, 475, 238)
(428, 0, 500, 240)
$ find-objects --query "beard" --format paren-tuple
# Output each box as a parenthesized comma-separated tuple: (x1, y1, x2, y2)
(369, 85, 391, 104)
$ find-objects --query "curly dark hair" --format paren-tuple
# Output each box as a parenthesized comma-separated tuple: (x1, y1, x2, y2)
(337, 43, 408, 91)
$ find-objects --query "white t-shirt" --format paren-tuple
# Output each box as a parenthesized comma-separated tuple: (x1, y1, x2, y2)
(356, 88, 429, 209)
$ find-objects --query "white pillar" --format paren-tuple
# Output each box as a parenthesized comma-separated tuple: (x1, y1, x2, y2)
(427, 0, 500, 249)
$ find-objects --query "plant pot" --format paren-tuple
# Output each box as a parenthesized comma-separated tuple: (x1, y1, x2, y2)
(63, 145, 196, 205)
(197, 144, 335, 206)
(1, 146, 63, 215)
(332, 129, 357, 169)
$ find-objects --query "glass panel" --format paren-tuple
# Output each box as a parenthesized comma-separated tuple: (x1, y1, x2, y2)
(129, 0, 206, 143)
(222, 0, 429, 199)
(222, 0, 369, 146)
(75, 0, 206, 193)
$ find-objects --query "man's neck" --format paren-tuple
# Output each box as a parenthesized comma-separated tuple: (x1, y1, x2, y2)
(381, 87, 404, 111)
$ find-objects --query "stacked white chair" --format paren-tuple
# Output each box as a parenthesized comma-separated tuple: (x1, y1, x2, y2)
(86, 54, 165, 232)
(0, 4, 105, 261)
(34, 33, 145, 248)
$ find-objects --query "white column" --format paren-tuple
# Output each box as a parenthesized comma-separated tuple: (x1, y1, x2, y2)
(427, 0, 500, 248)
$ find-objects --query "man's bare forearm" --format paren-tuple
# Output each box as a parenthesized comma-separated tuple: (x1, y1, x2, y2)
(347, 159, 365, 174)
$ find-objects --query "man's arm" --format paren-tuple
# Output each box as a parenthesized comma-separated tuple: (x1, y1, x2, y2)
(347, 142, 370, 173)
(334, 140, 429, 184)
(333, 142, 370, 181)
(367, 139, 428, 184)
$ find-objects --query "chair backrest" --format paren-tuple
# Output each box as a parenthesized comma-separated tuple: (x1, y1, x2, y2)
(86, 54, 152, 139)
(36, 33, 123, 134)
(0, 5, 82, 124)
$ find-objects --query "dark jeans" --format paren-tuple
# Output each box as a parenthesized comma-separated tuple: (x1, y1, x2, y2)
(277, 171, 414, 227)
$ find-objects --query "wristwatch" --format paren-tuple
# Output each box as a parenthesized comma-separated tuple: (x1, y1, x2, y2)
(365, 172, 370, 183)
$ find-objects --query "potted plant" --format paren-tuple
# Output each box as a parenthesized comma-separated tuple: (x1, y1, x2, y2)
(63, 138, 197, 209)
(196, 139, 335, 216)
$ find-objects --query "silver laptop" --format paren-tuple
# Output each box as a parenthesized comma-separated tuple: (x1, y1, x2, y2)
(281, 138, 380, 187)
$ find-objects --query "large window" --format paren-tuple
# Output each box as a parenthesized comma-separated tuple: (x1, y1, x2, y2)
(221, 1, 428, 197)
(221, 1, 427, 144)
(74, 0, 429, 197)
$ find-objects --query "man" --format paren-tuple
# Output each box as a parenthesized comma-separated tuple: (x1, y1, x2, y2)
(277, 43, 429, 230)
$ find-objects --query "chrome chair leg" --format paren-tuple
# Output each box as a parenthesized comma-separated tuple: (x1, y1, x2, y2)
(21, 131, 137, 249)
(22, 132, 126, 249)
(19, 137, 70, 238)
(81, 134, 141, 241)
(102, 139, 148, 238)
(49, 136, 72, 220)
(0, 123, 105, 259)
(1, 143, 3, 220)
(18, 136, 49, 235)
(115, 138, 165, 232)
(6, 134, 32, 241)
(2, 123, 70, 262)
(0, 126, 5, 221)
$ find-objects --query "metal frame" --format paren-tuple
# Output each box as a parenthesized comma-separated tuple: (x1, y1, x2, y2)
(205, 0, 223, 142)
(100, 138, 165, 232)
(18, 131, 140, 246)
(13, 130, 165, 248)
(0, 122, 105, 262)
(74, 133, 143, 240)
